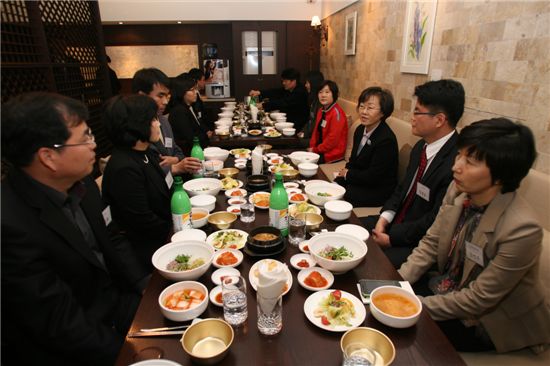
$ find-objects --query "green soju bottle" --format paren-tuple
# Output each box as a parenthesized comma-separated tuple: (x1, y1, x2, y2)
(171, 176, 192, 232)
(269, 172, 289, 236)
(190, 136, 204, 178)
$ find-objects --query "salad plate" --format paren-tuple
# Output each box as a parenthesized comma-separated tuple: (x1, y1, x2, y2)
(220, 178, 243, 191)
(230, 148, 251, 156)
(248, 259, 293, 296)
(303, 289, 366, 332)
(289, 203, 321, 217)
(206, 229, 248, 250)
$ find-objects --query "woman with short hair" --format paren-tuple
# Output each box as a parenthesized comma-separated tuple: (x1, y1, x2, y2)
(102, 94, 171, 271)
(334, 87, 398, 206)
(399, 118, 550, 352)
(308, 80, 348, 164)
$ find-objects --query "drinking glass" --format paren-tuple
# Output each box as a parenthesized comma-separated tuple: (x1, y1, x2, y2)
(257, 293, 282, 335)
(288, 218, 306, 246)
(222, 275, 248, 326)
(240, 203, 255, 223)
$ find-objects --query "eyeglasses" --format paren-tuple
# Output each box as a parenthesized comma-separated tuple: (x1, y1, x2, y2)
(358, 105, 380, 112)
(53, 128, 95, 148)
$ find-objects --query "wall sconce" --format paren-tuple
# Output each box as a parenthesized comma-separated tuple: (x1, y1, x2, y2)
(311, 15, 328, 46)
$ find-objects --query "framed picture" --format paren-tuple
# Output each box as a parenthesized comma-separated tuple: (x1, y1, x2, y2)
(344, 11, 357, 56)
(400, 0, 438, 74)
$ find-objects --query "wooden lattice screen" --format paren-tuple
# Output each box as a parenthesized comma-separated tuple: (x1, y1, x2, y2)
(1, 0, 112, 159)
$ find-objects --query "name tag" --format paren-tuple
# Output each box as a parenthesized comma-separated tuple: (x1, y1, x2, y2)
(416, 182, 430, 201)
(197, 111, 202, 119)
(321, 119, 327, 128)
(165, 171, 174, 189)
(164, 137, 173, 148)
(102, 206, 112, 226)
(466, 241, 484, 266)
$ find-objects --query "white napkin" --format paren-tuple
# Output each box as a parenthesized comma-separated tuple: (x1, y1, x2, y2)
(257, 261, 287, 313)
(251, 146, 263, 175)
(250, 104, 258, 123)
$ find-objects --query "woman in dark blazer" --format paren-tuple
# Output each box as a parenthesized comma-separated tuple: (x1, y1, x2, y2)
(168, 76, 210, 156)
(102, 95, 171, 271)
(334, 87, 398, 207)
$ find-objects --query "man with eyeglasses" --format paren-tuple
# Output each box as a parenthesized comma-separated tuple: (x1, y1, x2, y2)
(132, 68, 202, 176)
(361, 79, 465, 268)
(1, 92, 147, 365)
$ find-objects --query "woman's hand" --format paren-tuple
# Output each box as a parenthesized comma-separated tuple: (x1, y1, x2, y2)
(172, 157, 202, 174)
(337, 168, 348, 178)
(159, 155, 179, 167)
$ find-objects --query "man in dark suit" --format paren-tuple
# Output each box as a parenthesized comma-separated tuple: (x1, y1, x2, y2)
(362, 79, 465, 267)
(132, 68, 201, 176)
(188, 67, 215, 133)
(1, 92, 148, 365)
(249, 67, 309, 132)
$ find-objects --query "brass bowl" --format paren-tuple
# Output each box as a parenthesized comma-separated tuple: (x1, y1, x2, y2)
(280, 168, 299, 181)
(218, 132, 230, 140)
(340, 327, 396, 366)
(218, 167, 239, 178)
(208, 211, 237, 230)
(258, 144, 272, 154)
(181, 318, 234, 365)
(295, 212, 323, 232)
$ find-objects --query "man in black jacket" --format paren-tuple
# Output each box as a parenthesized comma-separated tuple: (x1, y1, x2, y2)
(249, 67, 309, 132)
(361, 79, 465, 268)
(1, 92, 147, 365)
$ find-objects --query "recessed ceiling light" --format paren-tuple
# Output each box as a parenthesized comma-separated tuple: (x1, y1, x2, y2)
(177, 21, 182, 24)
(118, 21, 124, 25)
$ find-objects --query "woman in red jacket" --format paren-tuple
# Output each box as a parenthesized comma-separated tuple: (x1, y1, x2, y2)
(308, 80, 348, 163)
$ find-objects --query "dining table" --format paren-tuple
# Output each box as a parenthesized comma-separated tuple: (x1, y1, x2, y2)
(115, 149, 466, 366)
(210, 133, 303, 149)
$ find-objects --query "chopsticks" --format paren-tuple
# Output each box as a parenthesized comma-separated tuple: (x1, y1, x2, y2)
(140, 324, 190, 332)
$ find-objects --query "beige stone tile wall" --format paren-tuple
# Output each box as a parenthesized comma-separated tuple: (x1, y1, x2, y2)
(320, 0, 550, 174)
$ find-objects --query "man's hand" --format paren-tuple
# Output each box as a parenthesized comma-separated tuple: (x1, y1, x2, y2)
(337, 168, 348, 178)
(159, 155, 179, 167)
(172, 157, 202, 175)
(249, 90, 260, 97)
(371, 217, 391, 248)
(206, 130, 214, 138)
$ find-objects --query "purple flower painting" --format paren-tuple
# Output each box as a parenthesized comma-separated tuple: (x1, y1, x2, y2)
(408, 2, 428, 60)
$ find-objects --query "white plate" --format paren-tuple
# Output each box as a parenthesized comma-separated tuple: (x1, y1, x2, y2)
(299, 240, 310, 253)
(283, 182, 300, 189)
(289, 203, 321, 217)
(130, 360, 183, 366)
(268, 157, 284, 165)
(234, 158, 248, 165)
(206, 229, 248, 250)
(225, 187, 247, 198)
(227, 197, 247, 206)
(248, 259, 293, 296)
(248, 129, 262, 136)
(303, 290, 366, 332)
(304, 179, 328, 187)
(230, 148, 251, 156)
(289, 253, 316, 270)
(211, 267, 240, 286)
(288, 192, 308, 204)
(248, 191, 270, 209)
(297, 267, 334, 291)
(226, 205, 241, 215)
(263, 131, 282, 138)
(209, 285, 224, 307)
(220, 179, 244, 191)
(212, 248, 244, 268)
(335, 224, 370, 242)
(171, 229, 207, 243)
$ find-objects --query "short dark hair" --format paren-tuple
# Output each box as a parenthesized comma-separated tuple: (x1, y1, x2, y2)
(414, 79, 465, 127)
(305, 70, 324, 104)
(457, 118, 536, 193)
(357, 87, 394, 122)
(318, 80, 339, 102)
(188, 68, 204, 82)
(1, 92, 89, 167)
(103, 94, 158, 148)
(168, 76, 196, 110)
(281, 68, 300, 82)
(131, 68, 170, 94)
